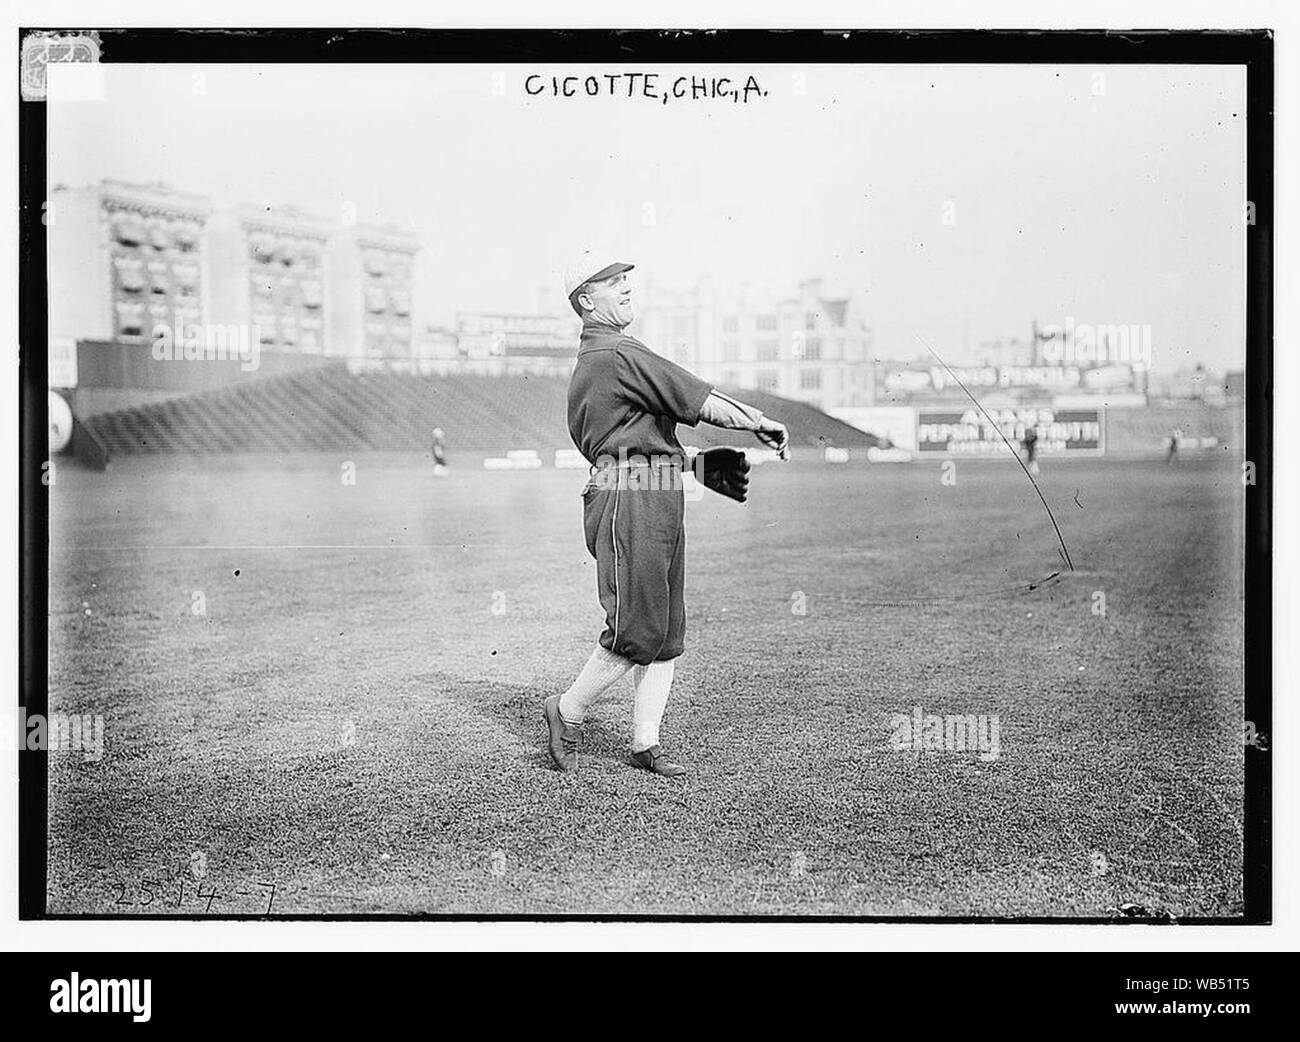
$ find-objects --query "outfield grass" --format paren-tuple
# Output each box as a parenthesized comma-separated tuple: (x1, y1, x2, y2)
(46, 451, 1246, 917)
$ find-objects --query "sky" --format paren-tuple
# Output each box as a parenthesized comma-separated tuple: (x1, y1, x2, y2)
(47, 61, 1247, 371)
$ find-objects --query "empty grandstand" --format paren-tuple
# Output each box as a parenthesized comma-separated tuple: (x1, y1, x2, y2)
(77, 364, 883, 457)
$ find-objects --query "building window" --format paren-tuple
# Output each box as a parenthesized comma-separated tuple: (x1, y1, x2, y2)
(110, 212, 146, 246)
(250, 233, 276, 265)
(721, 339, 739, 362)
(804, 337, 822, 361)
(756, 314, 778, 331)
(112, 256, 147, 293)
(722, 316, 738, 333)
(756, 370, 779, 392)
(805, 313, 817, 331)
(278, 281, 302, 310)
(114, 300, 146, 337)
(172, 219, 201, 250)
(756, 339, 779, 362)
(148, 222, 172, 251)
(800, 369, 822, 391)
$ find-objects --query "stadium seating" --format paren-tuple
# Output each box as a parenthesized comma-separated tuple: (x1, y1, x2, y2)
(79, 365, 882, 456)
(702, 387, 884, 450)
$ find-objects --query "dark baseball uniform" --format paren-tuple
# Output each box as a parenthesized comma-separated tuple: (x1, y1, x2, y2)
(1022, 426, 1037, 463)
(567, 322, 713, 666)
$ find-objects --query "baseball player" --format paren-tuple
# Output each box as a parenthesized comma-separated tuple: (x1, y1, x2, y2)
(1021, 424, 1039, 476)
(543, 252, 789, 776)
(431, 426, 447, 477)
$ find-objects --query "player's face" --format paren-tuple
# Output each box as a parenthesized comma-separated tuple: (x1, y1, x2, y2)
(582, 271, 634, 327)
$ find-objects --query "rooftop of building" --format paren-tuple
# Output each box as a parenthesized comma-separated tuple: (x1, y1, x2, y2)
(53, 178, 215, 216)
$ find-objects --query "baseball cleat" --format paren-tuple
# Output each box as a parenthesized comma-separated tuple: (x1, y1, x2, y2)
(543, 694, 580, 772)
(630, 745, 687, 777)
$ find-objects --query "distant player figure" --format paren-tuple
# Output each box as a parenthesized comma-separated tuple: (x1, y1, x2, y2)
(1021, 425, 1040, 476)
(431, 427, 447, 477)
(543, 251, 789, 777)
(1166, 427, 1182, 464)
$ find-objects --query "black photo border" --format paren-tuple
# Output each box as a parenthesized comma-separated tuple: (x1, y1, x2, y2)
(18, 27, 1273, 924)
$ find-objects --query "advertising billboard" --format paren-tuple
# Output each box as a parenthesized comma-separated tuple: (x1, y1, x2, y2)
(915, 406, 1105, 457)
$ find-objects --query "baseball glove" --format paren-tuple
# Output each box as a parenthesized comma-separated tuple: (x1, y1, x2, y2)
(697, 446, 751, 503)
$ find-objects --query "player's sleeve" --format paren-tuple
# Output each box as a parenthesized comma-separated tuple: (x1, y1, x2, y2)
(614, 340, 713, 426)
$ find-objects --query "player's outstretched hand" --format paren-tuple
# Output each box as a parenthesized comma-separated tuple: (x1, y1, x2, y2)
(697, 446, 751, 503)
(755, 418, 790, 461)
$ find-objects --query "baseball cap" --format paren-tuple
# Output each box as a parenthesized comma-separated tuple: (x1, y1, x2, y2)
(561, 250, 635, 302)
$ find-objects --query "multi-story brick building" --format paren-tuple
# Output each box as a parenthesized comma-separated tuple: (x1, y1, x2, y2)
(50, 180, 422, 363)
(637, 277, 875, 411)
(417, 309, 580, 377)
(631, 278, 715, 373)
(48, 179, 212, 344)
(205, 202, 334, 353)
(327, 223, 419, 359)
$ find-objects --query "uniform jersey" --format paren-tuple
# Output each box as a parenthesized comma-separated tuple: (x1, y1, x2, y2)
(567, 322, 713, 465)
(567, 320, 713, 665)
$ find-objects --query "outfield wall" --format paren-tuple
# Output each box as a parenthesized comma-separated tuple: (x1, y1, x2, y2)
(64, 339, 337, 418)
(1105, 402, 1243, 456)
(833, 401, 1244, 460)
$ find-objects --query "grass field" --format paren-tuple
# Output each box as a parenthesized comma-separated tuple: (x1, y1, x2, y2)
(45, 450, 1246, 917)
